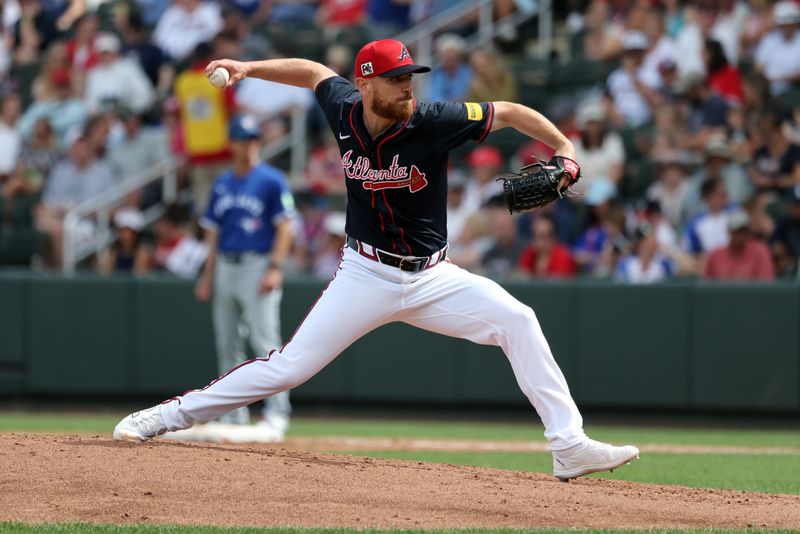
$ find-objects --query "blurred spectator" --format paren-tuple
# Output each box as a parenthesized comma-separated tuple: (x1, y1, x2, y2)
(606, 30, 658, 128)
(317, 0, 366, 35)
(518, 215, 577, 279)
(35, 131, 115, 268)
(235, 67, 314, 121)
(13, 0, 60, 66)
(684, 177, 736, 256)
(684, 135, 752, 218)
(291, 193, 329, 273)
(673, 4, 714, 77)
(304, 132, 347, 195)
(446, 171, 471, 245)
(582, 0, 626, 61)
(703, 208, 775, 281)
(152, 202, 207, 278)
(675, 71, 729, 151)
(466, 47, 517, 103)
(740, 0, 774, 60)
(710, 0, 749, 66)
(153, 0, 223, 62)
(18, 117, 62, 190)
(366, 0, 410, 39)
(749, 113, 800, 198)
(743, 192, 776, 241)
(266, 0, 318, 25)
(135, 0, 172, 27)
(313, 210, 346, 279)
(771, 187, 800, 277)
(647, 153, 691, 229)
(97, 206, 153, 274)
(174, 42, 235, 212)
(120, 12, 175, 99)
(31, 41, 77, 103)
(616, 221, 675, 284)
(66, 13, 100, 74)
(0, 92, 21, 175)
(480, 201, 525, 280)
(704, 39, 744, 105)
(426, 33, 471, 103)
(573, 99, 624, 196)
(84, 32, 155, 114)
(109, 108, 171, 206)
(463, 145, 503, 213)
(754, 1, 800, 96)
(18, 66, 88, 144)
(573, 180, 617, 274)
(640, 9, 678, 91)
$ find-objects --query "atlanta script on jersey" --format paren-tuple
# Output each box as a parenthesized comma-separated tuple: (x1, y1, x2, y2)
(315, 76, 494, 256)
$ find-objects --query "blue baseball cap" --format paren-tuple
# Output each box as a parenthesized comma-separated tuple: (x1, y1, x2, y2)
(228, 114, 261, 141)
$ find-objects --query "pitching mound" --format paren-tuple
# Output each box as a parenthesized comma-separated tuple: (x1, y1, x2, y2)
(2, 433, 799, 530)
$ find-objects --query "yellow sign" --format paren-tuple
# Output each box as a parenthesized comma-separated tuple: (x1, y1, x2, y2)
(465, 102, 483, 121)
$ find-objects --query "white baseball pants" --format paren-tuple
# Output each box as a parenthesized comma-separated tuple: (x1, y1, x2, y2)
(161, 246, 586, 450)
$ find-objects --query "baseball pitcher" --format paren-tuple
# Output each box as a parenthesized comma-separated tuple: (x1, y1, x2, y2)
(115, 39, 639, 481)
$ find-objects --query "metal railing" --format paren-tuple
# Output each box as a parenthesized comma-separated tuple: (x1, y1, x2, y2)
(260, 105, 309, 183)
(62, 157, 182, 274)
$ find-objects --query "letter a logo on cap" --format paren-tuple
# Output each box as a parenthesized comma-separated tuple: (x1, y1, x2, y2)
(398, 47, 410, 62)
(360, 62, 374, 76)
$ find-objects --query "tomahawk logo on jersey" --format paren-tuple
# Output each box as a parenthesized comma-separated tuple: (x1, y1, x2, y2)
(315, 76, 494, 257)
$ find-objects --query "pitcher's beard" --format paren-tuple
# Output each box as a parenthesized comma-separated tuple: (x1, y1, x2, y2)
(371, 96, 414, 122)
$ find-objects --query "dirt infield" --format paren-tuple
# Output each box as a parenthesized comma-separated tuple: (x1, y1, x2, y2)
(2, 432, 800, 530)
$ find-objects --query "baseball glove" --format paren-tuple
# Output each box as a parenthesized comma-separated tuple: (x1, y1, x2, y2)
(499, 156, 582, 213)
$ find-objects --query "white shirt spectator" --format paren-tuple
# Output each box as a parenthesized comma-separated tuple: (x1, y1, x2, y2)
(607, 69, 652, 127)
(674, 21, 706, 76)
(711, 1, 749, 64)
(754, 30, 800, 95)
(235, 78, 314, 119)
(684, 209, 734, 254)
(616, 253, 674, 284)
(641, 36, 678, 89)
(573, 132, 624, 196)
(0, 120, 20, 174)
(153, 0, 223, 61)
(84, 57, 155, 113)
(164, 235, 207, 278)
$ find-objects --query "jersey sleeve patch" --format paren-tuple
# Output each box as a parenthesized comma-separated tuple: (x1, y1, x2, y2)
(465, 102, 483, 121)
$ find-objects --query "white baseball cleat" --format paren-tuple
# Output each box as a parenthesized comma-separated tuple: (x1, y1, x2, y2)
(113, 406, 168, 442)
(552, 438, 640, 481)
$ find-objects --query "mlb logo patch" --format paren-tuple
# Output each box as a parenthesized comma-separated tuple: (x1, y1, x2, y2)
(360, 62, 374, 76)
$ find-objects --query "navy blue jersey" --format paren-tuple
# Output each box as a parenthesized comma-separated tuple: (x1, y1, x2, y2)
(201, 163, 295, 254)
(315, 76, 494, 256)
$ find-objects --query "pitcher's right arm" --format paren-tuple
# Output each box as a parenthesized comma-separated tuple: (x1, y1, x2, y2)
(204, 58, 337, 91)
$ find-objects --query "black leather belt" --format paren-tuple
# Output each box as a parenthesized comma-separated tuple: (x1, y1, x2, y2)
(346, 236, 447, 273)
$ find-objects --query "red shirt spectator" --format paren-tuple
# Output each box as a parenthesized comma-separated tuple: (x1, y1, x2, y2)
(709, 64, 744, 104)
(320, 0, 366, 26)
(705, 39, 744, 104)
(518, 216, 577, 278)
(703, 210, 775, 281)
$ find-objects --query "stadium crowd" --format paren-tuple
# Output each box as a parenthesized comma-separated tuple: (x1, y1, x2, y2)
(0, 0, 798, 284)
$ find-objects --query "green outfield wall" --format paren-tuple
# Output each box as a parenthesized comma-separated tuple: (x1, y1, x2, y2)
(1, 271, 798, 412)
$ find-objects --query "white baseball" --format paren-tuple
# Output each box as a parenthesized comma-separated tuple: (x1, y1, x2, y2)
(209, 67, 230, 88)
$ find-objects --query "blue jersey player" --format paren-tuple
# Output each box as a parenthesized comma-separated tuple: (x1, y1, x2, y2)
(115, 40, 639, 481)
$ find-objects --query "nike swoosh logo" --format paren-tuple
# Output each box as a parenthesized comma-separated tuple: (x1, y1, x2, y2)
(339, 132, 351, 140)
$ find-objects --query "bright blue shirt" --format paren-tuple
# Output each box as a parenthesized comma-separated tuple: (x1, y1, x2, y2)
(201, 163, 294, 254)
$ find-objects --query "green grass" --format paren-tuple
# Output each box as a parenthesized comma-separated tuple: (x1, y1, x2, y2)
(2, 525, 798, 534)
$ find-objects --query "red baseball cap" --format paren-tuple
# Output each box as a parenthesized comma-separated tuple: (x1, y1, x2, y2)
(468, 146, 502, 168)
(354, 39, 431, 79)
